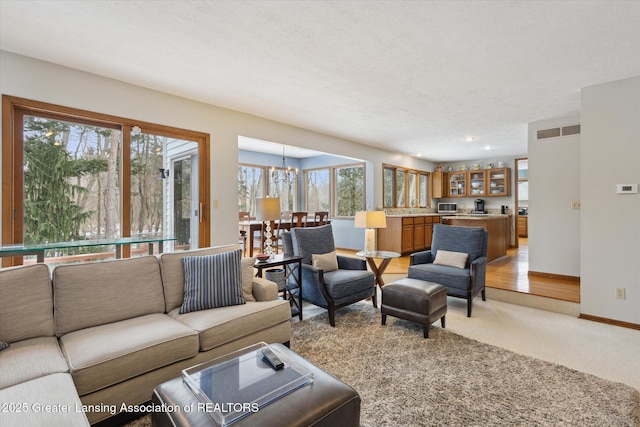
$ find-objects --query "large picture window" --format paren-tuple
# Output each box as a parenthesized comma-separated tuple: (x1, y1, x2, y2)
(2, 96, 210, 266)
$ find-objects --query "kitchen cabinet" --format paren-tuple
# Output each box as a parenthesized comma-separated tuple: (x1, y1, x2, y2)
(377, 215, 441, 255)
(487, 168, 510, 197)
(447, 172, 467, 197)
(518, 215, 528, 237)
(443, 168, 510, 198)
(468, 170, 487, 197)
(432, 171, 444, 199)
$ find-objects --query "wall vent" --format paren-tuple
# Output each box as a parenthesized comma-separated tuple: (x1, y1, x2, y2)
(537, 128, 561, 139)
(562, 124, 581, 136)
(537, 124, 580, 140)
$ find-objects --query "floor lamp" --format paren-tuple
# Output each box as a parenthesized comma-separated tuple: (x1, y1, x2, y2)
(256, 197, 281, 258)
(354, 211, 387, 254)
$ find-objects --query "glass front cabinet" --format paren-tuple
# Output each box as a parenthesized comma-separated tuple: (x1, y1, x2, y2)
(487, 168, 510, 197)
(468, 170, 486, 197)
(447, 172, 467, 197)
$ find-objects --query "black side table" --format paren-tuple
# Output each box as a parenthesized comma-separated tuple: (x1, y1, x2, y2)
(254, 255, 304, 320)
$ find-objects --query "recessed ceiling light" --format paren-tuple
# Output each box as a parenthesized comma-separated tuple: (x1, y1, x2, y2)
(484, 145, 493, 150)
(416, 153, 422, 157)
(465, 136, 476, 142)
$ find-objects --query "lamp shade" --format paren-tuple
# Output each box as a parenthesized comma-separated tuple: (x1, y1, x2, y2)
(256, 197, 281, 221)
(354, 211, 387, 229)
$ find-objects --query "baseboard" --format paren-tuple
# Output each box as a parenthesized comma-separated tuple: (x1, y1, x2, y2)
(579, 313, 640, 331)
(528, 270, 580, 283)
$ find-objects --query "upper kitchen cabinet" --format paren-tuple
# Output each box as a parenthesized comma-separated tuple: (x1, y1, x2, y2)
(487, 168, 510, 197)
(447, 171, 467, 197)
(468, 170, 487, 197)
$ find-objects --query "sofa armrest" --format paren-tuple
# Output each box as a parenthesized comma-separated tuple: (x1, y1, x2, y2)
(337, 255, 366, 270)
(410, 250, 434, 266)
(252, 277, 278, 301)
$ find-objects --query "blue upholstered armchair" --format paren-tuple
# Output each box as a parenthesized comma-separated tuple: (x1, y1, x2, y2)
(281, 224, 375, 326)
(408, 224, 488, 317)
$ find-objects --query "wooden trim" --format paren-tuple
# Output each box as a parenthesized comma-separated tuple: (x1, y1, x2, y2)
(579, 313, 640, 331)
(199, 133, 211, 247)
(528, 270, 580, 283)
(1, 95, 212, 262)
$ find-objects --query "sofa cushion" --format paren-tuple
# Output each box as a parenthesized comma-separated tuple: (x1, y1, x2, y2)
(59, 313, 199, 396)
(180, 249, 246, 314)
(0, 337, 69, 390)
(0, 373, 90, 427)
(322, 270, 376, 299)
(159, 244, 240, 312)
(408, 263, 471, 291)
(53, 256, 165, 335)
(0, 263, 54, 342)
(168, 300, 290, 352)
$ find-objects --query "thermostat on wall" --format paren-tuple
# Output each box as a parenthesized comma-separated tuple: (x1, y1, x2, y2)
(616, 184, 638, 194)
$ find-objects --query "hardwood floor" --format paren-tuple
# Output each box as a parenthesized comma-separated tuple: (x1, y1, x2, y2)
(339, 238, 580, 303)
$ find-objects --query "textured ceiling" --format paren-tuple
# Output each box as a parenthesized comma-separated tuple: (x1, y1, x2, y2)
(1, 1, 639, 162)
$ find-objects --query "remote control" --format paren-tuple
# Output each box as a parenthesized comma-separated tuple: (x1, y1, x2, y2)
(261, 347, 284, 370)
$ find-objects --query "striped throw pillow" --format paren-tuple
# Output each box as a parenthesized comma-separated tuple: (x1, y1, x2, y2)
(179, 249, 246, 314)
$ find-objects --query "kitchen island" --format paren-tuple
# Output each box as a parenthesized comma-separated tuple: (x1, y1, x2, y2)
(440, 215, 510, 262)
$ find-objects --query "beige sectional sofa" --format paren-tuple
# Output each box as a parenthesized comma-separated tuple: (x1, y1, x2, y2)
(0, 245, 291, 425)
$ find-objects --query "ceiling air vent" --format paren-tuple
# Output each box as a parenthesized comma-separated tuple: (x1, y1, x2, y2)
(562, 124, 581, 136)
(537, 128, 561, 139)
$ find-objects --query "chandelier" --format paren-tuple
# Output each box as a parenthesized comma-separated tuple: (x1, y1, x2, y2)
(271, 146, 298, 185)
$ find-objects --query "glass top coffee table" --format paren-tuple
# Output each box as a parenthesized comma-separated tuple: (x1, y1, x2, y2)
(181, 343, 312, 426)
(151, 343, 361, 427)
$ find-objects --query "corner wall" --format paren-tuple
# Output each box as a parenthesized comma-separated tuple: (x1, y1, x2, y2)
(580, 76, 640, 324)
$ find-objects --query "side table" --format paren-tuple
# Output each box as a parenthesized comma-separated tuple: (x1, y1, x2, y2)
(254, 255, 303, 320)
(356, 250, 401, 289)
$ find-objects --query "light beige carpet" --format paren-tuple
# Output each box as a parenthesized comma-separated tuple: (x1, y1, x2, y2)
(290, 302, 640, 426)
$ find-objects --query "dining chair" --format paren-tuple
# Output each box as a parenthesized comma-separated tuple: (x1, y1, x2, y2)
(291, 212, 307, 228)
(314, 211, 329, 225)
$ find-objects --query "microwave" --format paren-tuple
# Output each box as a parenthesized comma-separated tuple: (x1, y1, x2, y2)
(438, 203, 458, 214)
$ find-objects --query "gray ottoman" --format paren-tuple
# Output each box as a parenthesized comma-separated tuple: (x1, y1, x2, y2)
(381, 278, 447, 338)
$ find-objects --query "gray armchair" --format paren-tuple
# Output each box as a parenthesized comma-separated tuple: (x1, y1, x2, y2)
(281, 224, 375, 326)
(408, 224, 488, 317)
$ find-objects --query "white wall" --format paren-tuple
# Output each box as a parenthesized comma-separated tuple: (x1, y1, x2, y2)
(0, 51, 433, 249)
(580, 76, 640, 324)
(527, 116, 581, 277)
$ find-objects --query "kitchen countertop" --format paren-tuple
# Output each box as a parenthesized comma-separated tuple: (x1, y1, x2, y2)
(385, 213, 510, 218)
(441, 215, 509, 220)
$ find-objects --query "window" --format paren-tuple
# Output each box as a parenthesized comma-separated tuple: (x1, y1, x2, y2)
(268, 167, 298, 213)
(304, 168, 331, 214)
(383, 164, 430, 208)
(238, 164, 264, 218)
(334, 163, 365, 217)
(238, 164, 298, 216)
(2, 96, 210, 266)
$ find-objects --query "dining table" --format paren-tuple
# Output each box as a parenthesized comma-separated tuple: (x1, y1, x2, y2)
(240, 218, 329, 257)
